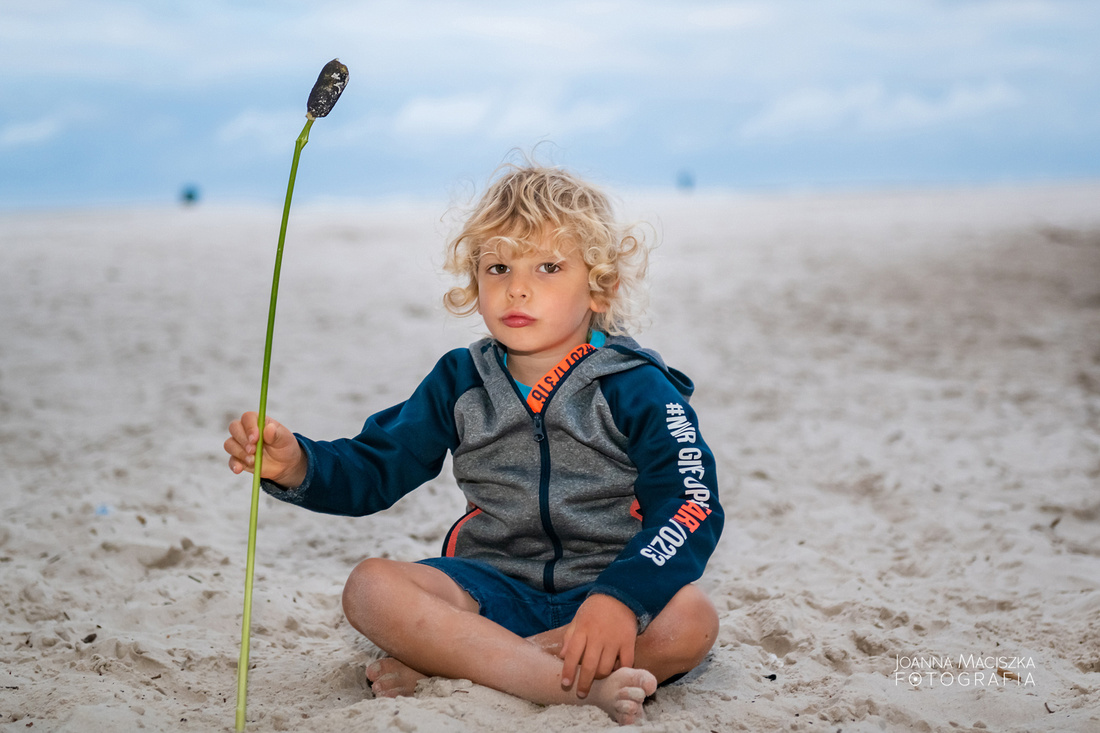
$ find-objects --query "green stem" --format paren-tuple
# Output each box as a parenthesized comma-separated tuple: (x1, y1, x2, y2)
(236, 117, 314, 732)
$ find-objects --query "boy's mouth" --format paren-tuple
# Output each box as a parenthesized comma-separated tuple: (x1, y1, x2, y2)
(502, 313, 535, 328)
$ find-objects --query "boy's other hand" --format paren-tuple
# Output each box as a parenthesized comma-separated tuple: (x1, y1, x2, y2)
(224, 412, 307, 488)
(559, 593, 638, 699)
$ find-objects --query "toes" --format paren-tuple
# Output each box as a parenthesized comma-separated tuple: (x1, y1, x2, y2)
(614, 682, 649, 725)
(613, 698, 644, 726)
(371, 677, 402, 698)
(365, 658, 422, 697)
(370, 671, 408, 697)
(632, 669, 658, 697)
(366, 661, 400, 697)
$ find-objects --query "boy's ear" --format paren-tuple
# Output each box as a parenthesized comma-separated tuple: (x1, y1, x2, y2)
(589, 281, 618, 313)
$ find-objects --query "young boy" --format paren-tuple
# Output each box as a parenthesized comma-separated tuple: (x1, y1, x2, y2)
(224, 164, 723, 725)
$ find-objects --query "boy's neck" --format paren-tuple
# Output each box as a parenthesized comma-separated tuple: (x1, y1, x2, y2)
(505, 348, 578, 387)
(503, 331, 603, 386)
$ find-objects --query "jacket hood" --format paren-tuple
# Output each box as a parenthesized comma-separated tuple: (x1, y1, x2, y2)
(601, 334, 695, 401)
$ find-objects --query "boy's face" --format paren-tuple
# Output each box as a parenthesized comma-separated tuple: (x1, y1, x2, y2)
(476, 232, 605, 366)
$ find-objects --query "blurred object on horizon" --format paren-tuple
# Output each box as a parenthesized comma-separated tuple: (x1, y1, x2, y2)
(676, 170, 696, 193)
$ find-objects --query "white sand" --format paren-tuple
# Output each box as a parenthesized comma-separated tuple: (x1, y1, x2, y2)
(1, 184, 1098, 732)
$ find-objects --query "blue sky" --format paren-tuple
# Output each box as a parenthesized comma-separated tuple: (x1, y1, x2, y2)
(2, 1, 1098, 208)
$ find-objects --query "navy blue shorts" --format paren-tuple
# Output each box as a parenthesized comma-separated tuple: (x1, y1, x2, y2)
(417, 556, 592, 638)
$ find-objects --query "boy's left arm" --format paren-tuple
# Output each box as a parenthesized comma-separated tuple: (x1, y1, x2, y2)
(593, 366, 724, 621)
(560, 366, 723, 694)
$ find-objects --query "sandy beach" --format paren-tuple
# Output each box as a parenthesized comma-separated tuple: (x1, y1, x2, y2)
(1, 183, 1098, 732)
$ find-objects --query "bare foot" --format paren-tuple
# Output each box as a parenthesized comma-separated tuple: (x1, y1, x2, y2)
(586, 667, 658, 726)
(365, 657, 427, 697)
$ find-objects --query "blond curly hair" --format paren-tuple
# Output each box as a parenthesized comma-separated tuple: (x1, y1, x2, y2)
(443, 163, 649, 336)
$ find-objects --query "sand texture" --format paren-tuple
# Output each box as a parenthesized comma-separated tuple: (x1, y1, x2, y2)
(1, 185, 1099, 731)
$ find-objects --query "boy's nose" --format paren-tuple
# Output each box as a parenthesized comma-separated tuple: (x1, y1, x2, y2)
(507, 275, 531, 299)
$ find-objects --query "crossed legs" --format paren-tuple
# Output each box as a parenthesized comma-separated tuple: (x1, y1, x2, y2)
(341, 558, 718, 725)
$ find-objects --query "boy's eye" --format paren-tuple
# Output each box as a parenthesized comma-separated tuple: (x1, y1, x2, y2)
(538, 262, 562, 274)
(486, 263, 508, 275)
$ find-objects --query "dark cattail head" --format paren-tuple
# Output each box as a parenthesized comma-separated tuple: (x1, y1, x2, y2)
(306, 59, 349, 119)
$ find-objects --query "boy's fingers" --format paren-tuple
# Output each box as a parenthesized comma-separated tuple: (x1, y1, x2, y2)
(239, 411, 261, 445)
(619, 643, 635, 671)
(263, 418, 280, 445)
(223, 436, 243, 460)
(575, 649, 603, 698)
(559, 624, 575, 656)
(575, 638, 631, 697)
(597, 649, 617, 678)
(226, 412, 278, 477)
(226, 449, 251, 475)
(227, 419, 247, 449)
(559, 634, 583, 687)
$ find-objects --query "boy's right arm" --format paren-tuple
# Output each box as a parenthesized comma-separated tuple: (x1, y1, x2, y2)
(225, 348, 481, 517)
(225, 411, 308, 488)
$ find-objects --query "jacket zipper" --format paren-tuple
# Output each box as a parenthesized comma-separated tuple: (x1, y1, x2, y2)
(495, 349, 566, 593)
(532, 412, 561, 592)
(496, 345, 600, 593)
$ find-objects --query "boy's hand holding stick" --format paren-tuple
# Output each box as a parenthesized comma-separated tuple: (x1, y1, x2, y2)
(234, 58, 349, 732)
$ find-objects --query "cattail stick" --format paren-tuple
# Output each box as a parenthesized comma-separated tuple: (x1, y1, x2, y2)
(236, 59, 347, 732)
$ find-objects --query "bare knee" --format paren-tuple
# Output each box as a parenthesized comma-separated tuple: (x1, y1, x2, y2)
(669, 585, 719, 667)
(342, 557, 392, 635)
(683, 587, 720, 665)
(342, 558, 478, 638)
(639, 585, 719, 679)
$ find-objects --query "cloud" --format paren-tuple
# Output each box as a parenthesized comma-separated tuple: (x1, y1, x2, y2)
(740, 81, 1024, 140)
(0, 105, 101, 149)
(391, 94, 494, 139)
(0, 0, 1096, 205)
(451, 13, 598, 50)
(0, 116, 65, 148)
(216, 108, 302, 155)
(684, 3, 769, 30)
(488, 98, 631, 139)
(386, 92, 630, 143)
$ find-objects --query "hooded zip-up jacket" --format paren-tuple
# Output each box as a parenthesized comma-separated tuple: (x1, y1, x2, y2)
(263, 334, 722, 630)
